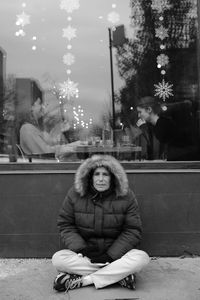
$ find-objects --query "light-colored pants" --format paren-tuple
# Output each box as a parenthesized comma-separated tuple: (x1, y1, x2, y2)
(52, 249, 150, 289)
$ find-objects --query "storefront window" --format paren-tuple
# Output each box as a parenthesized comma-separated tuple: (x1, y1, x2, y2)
(0, 0, 199, 163)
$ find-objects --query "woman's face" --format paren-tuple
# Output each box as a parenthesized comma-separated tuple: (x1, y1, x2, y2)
(32, 98, 44, 120)
(92, 167, 111, 192)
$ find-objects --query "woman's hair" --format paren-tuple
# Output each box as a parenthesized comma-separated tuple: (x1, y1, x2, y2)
(136, 96, 161, 115)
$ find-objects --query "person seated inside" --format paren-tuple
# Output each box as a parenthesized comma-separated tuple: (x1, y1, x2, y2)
(134, 96, 199, 161)
(20, 97, 80, 156)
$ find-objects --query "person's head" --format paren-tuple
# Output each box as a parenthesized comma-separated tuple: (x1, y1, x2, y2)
(92, 166, 111, 192)
(74, 155, 129, 197)
(136, 96, 161, 123)
(31, 97, 44, 121)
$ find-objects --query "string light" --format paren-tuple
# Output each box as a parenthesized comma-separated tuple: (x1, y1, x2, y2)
(72, 105, 93, 129)
(15, 2, 30, 37)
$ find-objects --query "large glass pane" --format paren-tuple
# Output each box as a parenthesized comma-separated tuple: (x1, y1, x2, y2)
(0, 0, 199, 163)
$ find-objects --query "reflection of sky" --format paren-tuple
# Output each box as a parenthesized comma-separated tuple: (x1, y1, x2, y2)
(0, 0, 131, 123)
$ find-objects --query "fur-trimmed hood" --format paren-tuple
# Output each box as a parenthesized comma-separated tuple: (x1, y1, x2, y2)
(74, 155, 129, 196)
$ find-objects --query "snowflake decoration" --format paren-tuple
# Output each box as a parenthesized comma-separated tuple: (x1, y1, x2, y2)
(107, 11, 120, 24)
(151, 0, 171, 13)
(157, 54, 169, 66)
(154, 79, 173, 101)
(155, 26, 169, 40)
(62, 25, 77, 41)
(63, 53, 75, 65)
(16, 11, 30, 27)
(59, 78, 79, 100)
(59, 0, 80, 13)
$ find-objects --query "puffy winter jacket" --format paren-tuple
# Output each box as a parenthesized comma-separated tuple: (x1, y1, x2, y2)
(57, 155, 142, 260)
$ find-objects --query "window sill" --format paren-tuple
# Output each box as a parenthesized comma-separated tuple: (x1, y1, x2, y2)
(1, 160, 200, 173)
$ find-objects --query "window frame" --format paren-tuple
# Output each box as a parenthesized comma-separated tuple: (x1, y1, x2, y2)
(1, 161, 200, 174)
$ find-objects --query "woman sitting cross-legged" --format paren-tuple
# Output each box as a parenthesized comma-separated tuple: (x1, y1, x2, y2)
(52, 154, 150, 292)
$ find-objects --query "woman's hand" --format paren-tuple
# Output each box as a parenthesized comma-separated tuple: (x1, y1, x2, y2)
(80, 246, 98, 258)
(90, 253, 113, 264)
(61, 121, 70, 132)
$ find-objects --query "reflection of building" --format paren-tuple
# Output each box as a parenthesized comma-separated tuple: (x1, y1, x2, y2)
(0, 47, 6, 152)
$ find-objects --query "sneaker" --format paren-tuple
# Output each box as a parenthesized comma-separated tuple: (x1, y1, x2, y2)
(53, 272, 82, 292)
(118, 274, 136, 290)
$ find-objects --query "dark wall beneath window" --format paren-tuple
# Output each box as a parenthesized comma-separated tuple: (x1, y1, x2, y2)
(0, 170, 199, 258)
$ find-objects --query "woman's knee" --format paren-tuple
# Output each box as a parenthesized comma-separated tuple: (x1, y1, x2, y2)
(52, 249, 73, 267)
(127, 249, 150, 266)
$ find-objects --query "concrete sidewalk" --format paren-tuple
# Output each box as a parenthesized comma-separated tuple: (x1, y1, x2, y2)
(0, 257, 199, 300)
